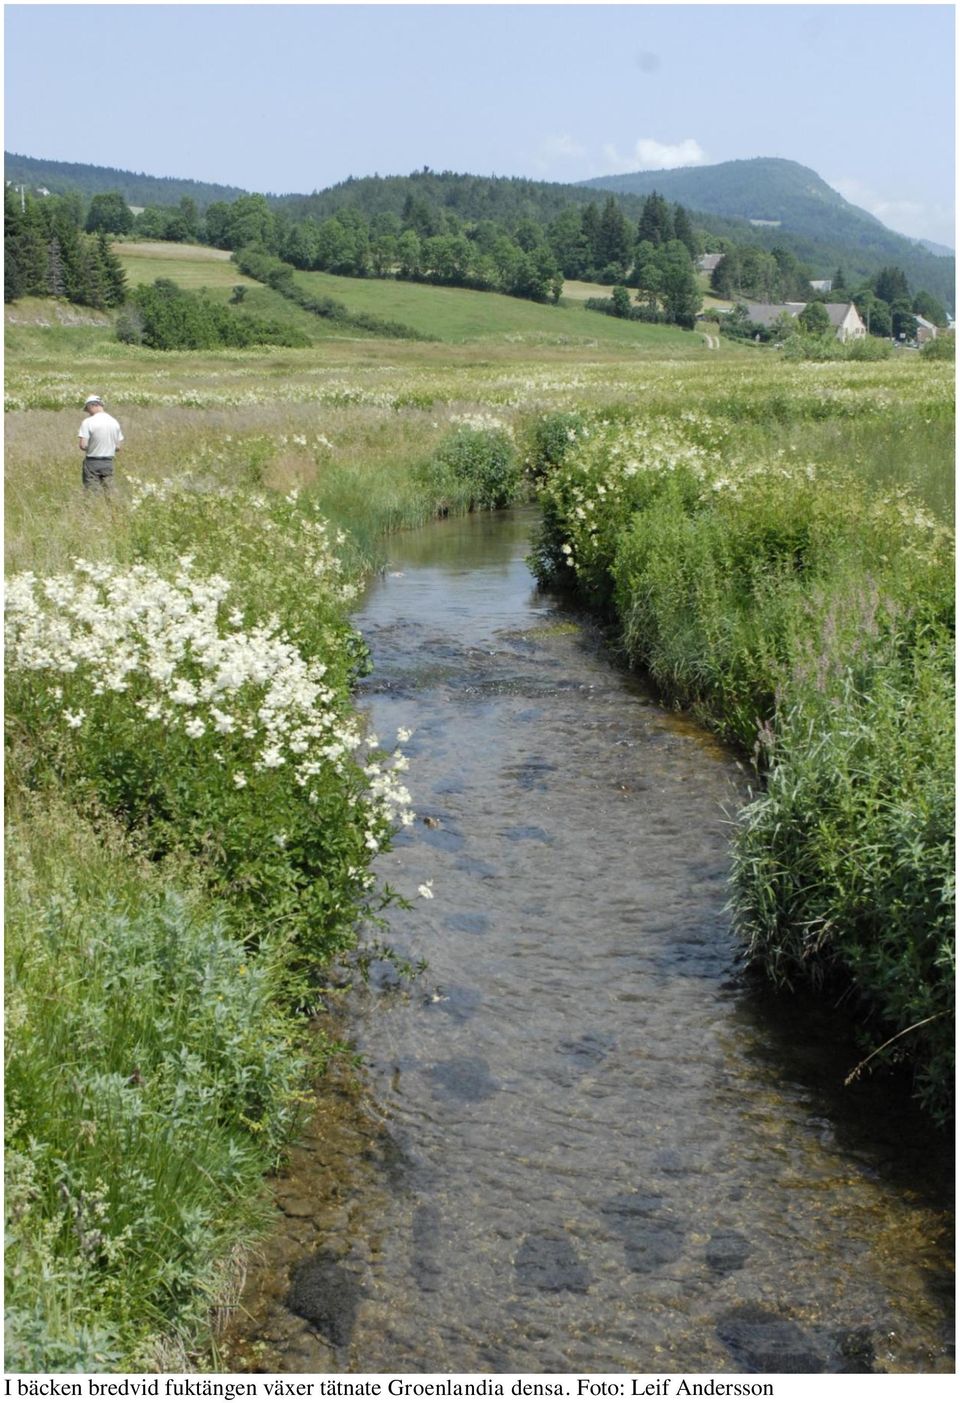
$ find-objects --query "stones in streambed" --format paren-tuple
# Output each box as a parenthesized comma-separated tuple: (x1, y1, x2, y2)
(453, 855, 499, 879)
(286, 1252, 365, 1348)
(429, 1055, 498, 1102)
(500, 824, 554, 844)
(556, 1031, 616, 1067)
(514, 1230, 591, 1294)
(549, 1031, 617, 1086)
(715, 1305, 826, 1374)
(715, 1307, 877, 1373)
(445, 911, 491, 934)
(705, 1228, 751, 1276)
(500, 755, 558, 792)
(601, 1191, 684, 1274)
(417, 816, 466, 852)
(411, 1201, 443, 1293)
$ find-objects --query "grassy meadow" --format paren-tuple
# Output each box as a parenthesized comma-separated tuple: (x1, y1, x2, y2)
(4, 255, 955, 1368)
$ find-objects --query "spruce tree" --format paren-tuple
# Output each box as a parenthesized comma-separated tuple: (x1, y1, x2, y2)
(97, 232, 128, 306)
(47, 237, 66, 298)
(672, 203, 698, 259)
(637, 193, 674, 247)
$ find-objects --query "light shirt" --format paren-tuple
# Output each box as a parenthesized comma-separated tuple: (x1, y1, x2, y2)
(79, 411, 124, 457)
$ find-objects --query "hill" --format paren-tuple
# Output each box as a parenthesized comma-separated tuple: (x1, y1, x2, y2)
(6, 152, 954, 308)
(581, 157, 884, 235)
(4, 152, 248, 208)
(110, 243, 698, 350)
(582, 157, 954, 307)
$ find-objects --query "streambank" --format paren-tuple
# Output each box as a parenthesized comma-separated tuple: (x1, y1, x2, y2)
(222, 507, 954, 1374)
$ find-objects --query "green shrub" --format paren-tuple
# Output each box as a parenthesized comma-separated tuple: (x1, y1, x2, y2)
(783, 333, 892, 362)
(427, 426, 521, 510)
(521, 411, 590, 481)
(921, 333, 955, 361)
(846, 335, 892, 361)
(5, 551, 411, 966)
(126, 279, 307, 350)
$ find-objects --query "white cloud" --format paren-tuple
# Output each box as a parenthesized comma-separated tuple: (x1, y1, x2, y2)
(532, 133, 588, 174)
(832, 176, 955, 248)
(600, 137, 706, 174)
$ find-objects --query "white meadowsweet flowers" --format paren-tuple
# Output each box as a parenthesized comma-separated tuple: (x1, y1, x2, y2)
(5, 556, 416, 844)
(418, 881, 435, 900)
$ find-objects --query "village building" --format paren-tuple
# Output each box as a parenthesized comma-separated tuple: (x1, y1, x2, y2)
(914, 315, 939, 346)
(823, 302, 867, 341)
(737, 300, 867, 342)
(697, 253, 723, 275)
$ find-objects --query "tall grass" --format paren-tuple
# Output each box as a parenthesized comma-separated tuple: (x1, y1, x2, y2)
(5, 790, 308, 1371)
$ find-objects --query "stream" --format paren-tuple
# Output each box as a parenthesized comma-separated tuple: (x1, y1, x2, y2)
(223, 507, 953, 1376)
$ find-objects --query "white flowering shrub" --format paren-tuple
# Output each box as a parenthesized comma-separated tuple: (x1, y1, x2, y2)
(531, 416, 716, 606)
(6, 555, 413, 961)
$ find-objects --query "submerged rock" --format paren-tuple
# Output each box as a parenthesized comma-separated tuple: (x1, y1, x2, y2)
(429, 1056, 498, 1102)
(515, 1231, 591, 1293)
(705, 1228, 751, 1275)
(716, 1305, 825, 1373)
(286, 1252, 364, 1348)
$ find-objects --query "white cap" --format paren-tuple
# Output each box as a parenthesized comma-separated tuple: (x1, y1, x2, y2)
(84, 394, 102, 407)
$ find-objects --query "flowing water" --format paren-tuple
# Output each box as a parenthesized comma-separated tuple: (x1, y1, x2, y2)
(223, 508, 953, 1376)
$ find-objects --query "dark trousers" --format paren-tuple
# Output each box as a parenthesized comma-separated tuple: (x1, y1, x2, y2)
(82, 456, 114, 490)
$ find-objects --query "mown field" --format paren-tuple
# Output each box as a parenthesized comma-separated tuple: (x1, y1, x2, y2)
(111, 241, 701, 350)
(4, 272, 955, 1370)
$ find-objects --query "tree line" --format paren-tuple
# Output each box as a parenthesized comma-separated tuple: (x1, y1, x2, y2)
(9, 178, 945, 347)
(4, 187, 126, 308)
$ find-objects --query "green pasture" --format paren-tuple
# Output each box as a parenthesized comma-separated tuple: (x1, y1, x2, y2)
(115, 241, 256, 290)
(285, 266, 699, 348)
(111, 242, 706, 351)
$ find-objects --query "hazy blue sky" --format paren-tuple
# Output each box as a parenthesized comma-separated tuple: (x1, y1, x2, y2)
(4, 3, 955, 245)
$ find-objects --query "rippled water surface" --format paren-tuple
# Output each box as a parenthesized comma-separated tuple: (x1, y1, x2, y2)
(224, 509, 954, 1375)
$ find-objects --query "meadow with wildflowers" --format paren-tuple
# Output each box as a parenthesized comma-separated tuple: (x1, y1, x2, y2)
(4, 297, 955, 1366)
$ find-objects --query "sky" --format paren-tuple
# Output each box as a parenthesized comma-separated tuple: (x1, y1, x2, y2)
(3, 2, 956, 246)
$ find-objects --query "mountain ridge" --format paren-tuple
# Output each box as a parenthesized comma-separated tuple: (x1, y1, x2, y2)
(6, 150, 954, 306)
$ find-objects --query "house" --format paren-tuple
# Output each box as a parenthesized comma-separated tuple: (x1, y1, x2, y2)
(914, 315, 938, 346)
(737, 300, 866, 342)
(810, 279, 833, 294)
(697, 253, 723, 275)
(741, 302, 802, 328)
(823, 302, 866, 341)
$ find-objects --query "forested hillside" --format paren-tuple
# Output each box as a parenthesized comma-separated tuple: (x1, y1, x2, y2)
(8, 152, 953, 305)
(4, 152, 248, 208)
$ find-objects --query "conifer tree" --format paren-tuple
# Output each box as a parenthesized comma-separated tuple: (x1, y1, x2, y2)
(597, 197, 632, 273)
(636, 193, 674, 247)
(672, 203, 698, 259)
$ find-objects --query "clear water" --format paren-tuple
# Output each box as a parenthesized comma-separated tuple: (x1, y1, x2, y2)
(223, 509, 954, 1376)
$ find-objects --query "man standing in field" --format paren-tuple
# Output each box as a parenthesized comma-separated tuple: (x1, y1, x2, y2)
(78, 393, 123, 490)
